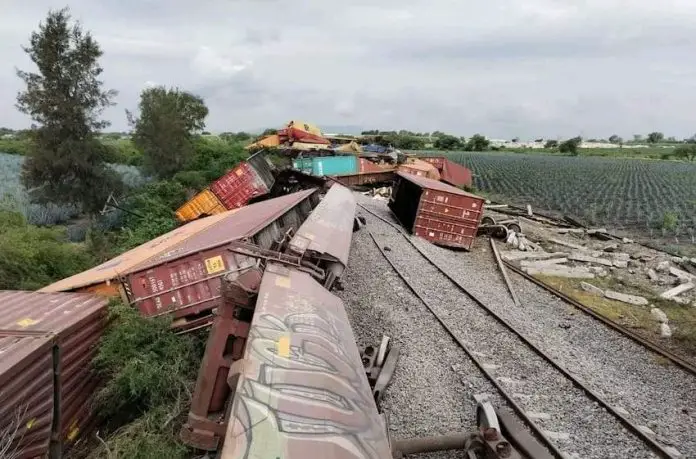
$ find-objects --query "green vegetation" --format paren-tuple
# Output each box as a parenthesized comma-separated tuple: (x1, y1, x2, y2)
(17, 8, 123, 214)
(0, 210, 95, 290)
(129, 87, 209, 178)
(558, 136, 582, 156)
(88, 302, 205, 459)
(451, 151, 696, 252)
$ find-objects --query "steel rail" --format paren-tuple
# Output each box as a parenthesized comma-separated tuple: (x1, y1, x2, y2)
(503, 261, 696, 376)
(367, 232, 564, 459)
(359, 203, 676, 458)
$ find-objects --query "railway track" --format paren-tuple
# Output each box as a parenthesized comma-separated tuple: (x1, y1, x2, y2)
(357, 202, 680, 459)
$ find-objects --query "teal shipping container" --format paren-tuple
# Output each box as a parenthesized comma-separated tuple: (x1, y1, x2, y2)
(292, 158, 314, 174)
(312, 156, 357, 176)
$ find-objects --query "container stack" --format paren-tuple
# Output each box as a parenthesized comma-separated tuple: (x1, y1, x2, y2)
(175, 151, 276, 223)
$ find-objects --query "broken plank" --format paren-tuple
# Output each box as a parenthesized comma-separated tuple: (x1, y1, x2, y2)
(525, 267, 595, 279)
(490, 239, 521, 308)
(520, 258, 569, 268)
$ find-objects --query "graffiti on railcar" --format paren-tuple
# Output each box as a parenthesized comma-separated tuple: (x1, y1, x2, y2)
(225, 299, 389, 459)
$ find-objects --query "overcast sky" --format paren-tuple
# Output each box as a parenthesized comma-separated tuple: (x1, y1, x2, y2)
(1, 1, 696, 138)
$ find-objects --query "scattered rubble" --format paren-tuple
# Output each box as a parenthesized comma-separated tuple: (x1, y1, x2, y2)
(549, 238, 587, 251)
(660, 283, 695, 300)
(524, 266, 595, 279)
(604, 290, 649, 306)
(580, 282, 604, 296)
(569, 252, 614, 267)
(656, 261, 671, 272)
(647, 269, 659, 282)
(650, 307, 668, 324)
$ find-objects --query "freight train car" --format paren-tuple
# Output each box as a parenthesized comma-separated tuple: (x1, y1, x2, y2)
(389, 172, 485, 250)
(41, 190, 321, 331)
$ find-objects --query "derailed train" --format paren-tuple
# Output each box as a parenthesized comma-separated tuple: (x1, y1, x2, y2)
(181, 183, 545, 459)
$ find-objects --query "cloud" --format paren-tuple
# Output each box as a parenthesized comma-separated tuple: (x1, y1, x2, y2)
(1, 0, 696, 138)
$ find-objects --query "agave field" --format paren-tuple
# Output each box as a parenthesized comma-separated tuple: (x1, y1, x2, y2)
(449, 152, 696, 243)
(0, 152, 145, 226)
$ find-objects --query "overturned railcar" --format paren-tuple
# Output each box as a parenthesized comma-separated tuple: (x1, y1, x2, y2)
(389, 172, 485, 250)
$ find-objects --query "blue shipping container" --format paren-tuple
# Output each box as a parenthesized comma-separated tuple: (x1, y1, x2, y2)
(311, 156, 357, 176)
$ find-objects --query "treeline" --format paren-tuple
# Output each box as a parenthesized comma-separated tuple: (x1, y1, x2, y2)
(359, 129, 493, 151)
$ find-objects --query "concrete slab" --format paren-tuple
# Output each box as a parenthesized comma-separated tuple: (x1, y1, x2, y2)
(569, 253, 614, 267)
(661, 282, 695, 299)
(604, 290, 649, 306)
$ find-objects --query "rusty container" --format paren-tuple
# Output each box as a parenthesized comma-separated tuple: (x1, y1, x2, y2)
(175, 189, 227, 223)
(123, 189, 318, 331)
(389, 172, 485, 250)
(0, 332, 55, 459)
(0, 291, 109, 457)
(210, 152, 275, 210)
(421, 156, 473, 188)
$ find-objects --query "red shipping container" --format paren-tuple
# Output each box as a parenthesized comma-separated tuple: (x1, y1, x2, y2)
(389, 172, 484, 250)
(123, 189, 318, 331)
(421, 156, 473, 188)
(210, 162, 271, 210)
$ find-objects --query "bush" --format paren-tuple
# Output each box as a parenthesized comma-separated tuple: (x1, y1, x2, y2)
(189, 137, 247, 182)
(90, 302, 205, 458)
(0, 210, 95, 289)
(0, 138, 31, 156)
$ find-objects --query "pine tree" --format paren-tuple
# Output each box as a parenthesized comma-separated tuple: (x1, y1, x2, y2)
(17, 8, 122, 213)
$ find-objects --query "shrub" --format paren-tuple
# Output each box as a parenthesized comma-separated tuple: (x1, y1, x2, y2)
(0, 210, 95, 289)
(90, 302, 205, 458)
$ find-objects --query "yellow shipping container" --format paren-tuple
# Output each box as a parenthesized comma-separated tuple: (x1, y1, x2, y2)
(175, 189, 227, 223)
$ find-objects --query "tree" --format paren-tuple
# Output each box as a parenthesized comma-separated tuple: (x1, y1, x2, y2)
(129, 87, 208, 178)
(433, 134, 463, 150)
(262, 128, 277, 136)
(544, 140, 558, 149)
(675, 144, 696, 161)
(16, 8, 122, 213)
(559, 137, 582, 155)
(647, 132, 664, 144)
(608, 134, 623, 144)
(633, 134, 643, 142)
(465, 134, 490, 151)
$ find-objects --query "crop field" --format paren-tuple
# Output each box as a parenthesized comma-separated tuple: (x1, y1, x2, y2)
(449, 152, 696, 246)
(0, 152, 145, 226)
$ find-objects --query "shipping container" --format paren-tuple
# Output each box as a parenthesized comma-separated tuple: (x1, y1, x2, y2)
(0, 291, 109, 457)
(398, 158, 441, 181)
(0, 332, 54, 459)
(292, 157, 313, 174)
(40, 190, 318, 315)
(334, 170, 396, 187)
(210, 151, 275, 210)
(176, 189, 227, 223)
(389, 172, 485, 250)
(311, 155, 358, 176)
(122, 189, 320, 331)
(420, 156, 473, 188)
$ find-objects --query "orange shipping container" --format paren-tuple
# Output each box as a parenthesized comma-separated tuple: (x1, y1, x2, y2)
(398, 158, 441, 181)
(176, 189, 227, 223)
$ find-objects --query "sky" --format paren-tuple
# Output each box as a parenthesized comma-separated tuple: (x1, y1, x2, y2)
(1, 0, 696, 139)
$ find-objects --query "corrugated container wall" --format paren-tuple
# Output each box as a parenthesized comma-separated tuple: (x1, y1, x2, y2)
(421, 156, 473, 188)
(389, 172, 484, 250)
(0, 291, 109, 457)
(176, 189, 227, 223)
(292, 157, 313, 174)
(123, 189, 319, 331)
(311, 156, 358, 176)
(0, 333, 54, 459)
(210, 153, 275, 210)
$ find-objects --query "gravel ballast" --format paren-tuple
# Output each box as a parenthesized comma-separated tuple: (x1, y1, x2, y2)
(338, 218, 521, 458)
(354, 194, 696, 458)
